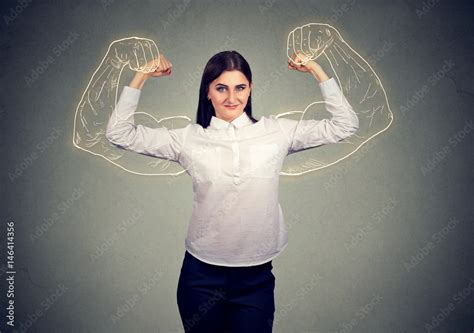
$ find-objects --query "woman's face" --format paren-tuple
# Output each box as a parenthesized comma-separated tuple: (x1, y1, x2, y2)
(207, 70, 252, 123)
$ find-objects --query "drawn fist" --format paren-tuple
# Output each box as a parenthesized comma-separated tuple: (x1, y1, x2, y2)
(287, 23, 335, 65)
(108, 37, 161, 73)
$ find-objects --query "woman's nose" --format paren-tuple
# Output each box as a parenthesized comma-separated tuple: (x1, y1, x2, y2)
(228, 91, 236, 103)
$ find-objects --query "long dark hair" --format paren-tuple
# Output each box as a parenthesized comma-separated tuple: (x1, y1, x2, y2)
(196, 50, 259, 128)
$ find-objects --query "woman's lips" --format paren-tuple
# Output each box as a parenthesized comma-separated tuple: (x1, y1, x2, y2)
(224, 105, 238, 109)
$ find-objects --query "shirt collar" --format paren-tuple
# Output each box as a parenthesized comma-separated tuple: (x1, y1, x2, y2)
(209, 111, 254, 129)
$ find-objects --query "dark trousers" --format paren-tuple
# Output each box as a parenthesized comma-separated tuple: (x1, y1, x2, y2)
(177, 250, 275, 333)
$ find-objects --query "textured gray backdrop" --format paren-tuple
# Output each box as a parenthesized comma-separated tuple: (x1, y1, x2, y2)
(1, 0, 473, 332)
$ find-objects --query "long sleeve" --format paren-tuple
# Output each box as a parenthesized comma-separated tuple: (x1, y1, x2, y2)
(105, 86, 190, 163)
(276, 77, 359, 155)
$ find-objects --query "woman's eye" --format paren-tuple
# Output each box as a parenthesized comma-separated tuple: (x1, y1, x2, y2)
(216, 86, 245, 92)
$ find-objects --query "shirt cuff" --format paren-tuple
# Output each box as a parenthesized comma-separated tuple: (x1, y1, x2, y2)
(318, 77, 341, 99)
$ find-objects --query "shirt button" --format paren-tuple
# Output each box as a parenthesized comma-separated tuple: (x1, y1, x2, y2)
(228, 124, 236, 139)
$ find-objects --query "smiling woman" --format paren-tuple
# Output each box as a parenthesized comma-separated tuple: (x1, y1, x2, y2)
(103, 38, 359, 333)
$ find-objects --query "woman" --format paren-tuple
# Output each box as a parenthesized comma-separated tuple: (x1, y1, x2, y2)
(106, 49, 359, 332)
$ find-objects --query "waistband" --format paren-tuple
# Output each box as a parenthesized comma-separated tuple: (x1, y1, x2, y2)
(184, 250, 273, 270)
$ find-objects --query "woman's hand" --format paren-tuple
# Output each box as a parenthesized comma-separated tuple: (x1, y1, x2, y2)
(288, 51, 318, 72)
(288, 51, 329, 82)
(142, 53, 173, 79)
(130, 53, 173, 89)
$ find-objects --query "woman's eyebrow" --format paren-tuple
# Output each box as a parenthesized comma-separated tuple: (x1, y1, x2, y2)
(215, 83, 247, 87)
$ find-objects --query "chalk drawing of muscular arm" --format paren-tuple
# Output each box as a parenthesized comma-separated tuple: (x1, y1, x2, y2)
(73, 27, 392, 177)
(72, 37, 190, 176)
(279, 23, 393, 175)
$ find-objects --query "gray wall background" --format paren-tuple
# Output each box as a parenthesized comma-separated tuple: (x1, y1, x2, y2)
(1, 0, 473, 332)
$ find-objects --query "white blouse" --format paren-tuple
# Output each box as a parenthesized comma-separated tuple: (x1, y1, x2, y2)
(106, 77, 359, 267)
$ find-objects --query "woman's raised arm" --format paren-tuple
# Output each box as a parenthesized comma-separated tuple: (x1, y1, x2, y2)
(73, 37, 191, 175)
(278, 50, 359, 154)
(105, 53, 191, 164)
(275, 23, 393, 175)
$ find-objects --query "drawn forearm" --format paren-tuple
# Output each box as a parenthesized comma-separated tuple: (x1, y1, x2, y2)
(322, 34, 391, 133)
(74, 55, 125, 148)
(87, 57, 123, 112)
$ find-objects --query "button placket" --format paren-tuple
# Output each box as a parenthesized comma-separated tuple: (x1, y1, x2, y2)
(228, 124, 240, 185)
